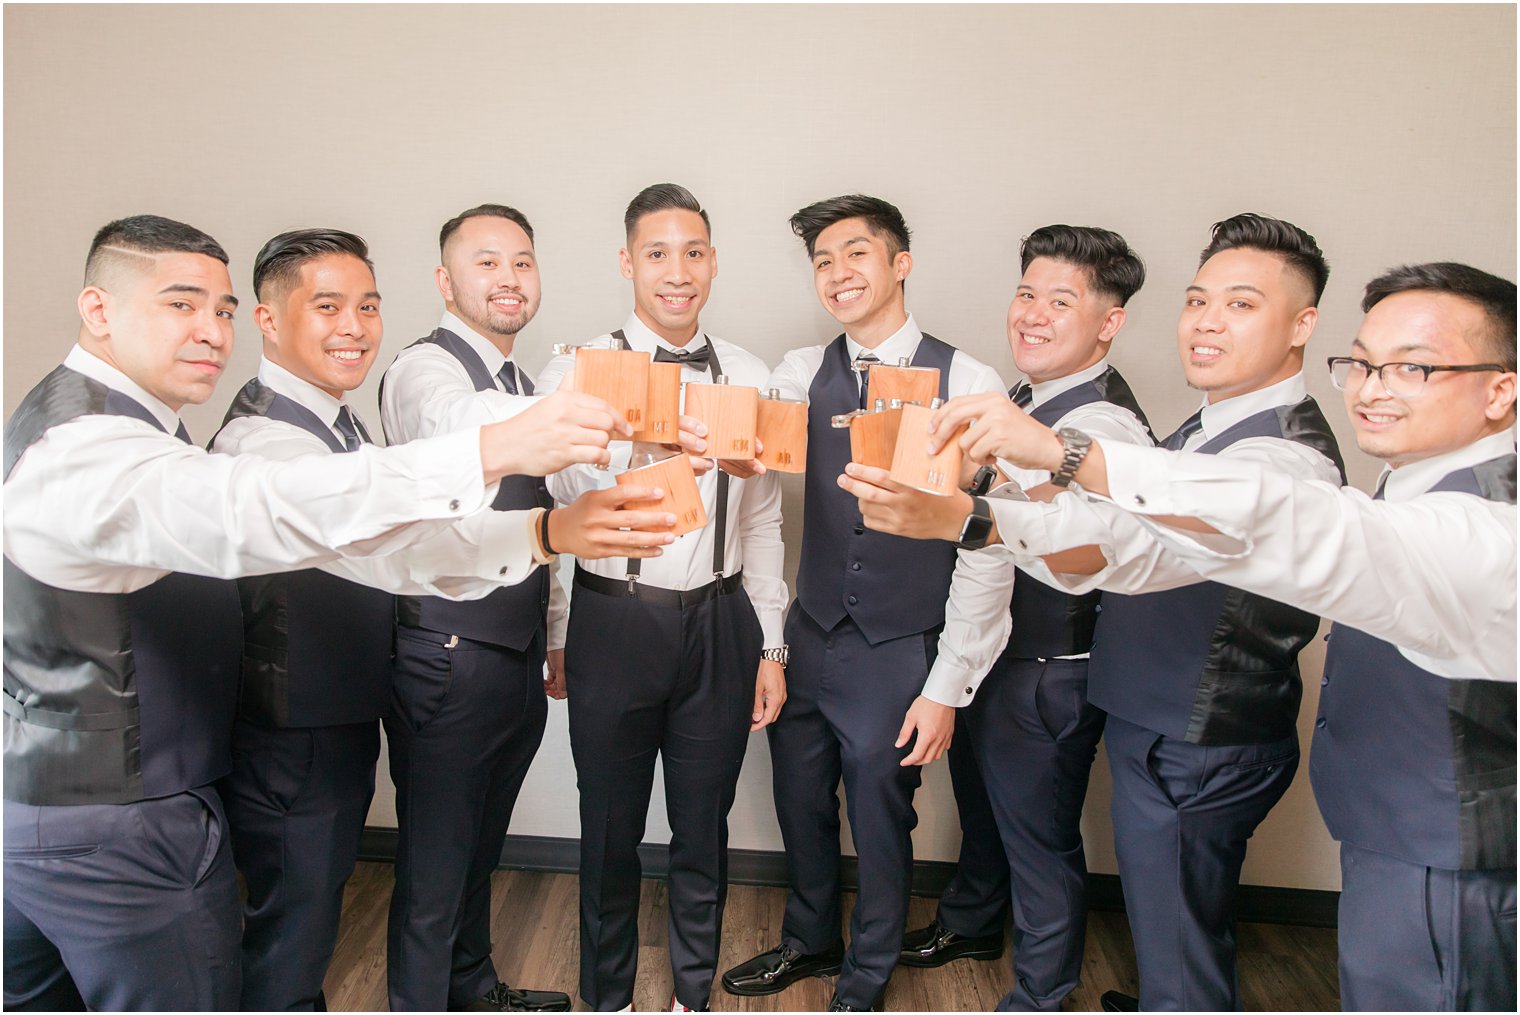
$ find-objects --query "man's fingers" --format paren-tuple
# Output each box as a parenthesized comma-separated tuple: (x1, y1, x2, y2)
(894, 714, 915, 750)
(609, 510, 679, 533)
(600, 485, 665, 507)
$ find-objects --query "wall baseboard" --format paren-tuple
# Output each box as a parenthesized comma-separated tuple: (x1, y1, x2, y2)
(358, 828, 1339, 929)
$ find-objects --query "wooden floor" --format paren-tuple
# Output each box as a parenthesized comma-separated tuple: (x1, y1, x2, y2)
(324, 862, 1340, 1011)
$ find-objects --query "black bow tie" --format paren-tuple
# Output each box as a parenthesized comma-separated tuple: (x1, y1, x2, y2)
(654, 344, 712, 368)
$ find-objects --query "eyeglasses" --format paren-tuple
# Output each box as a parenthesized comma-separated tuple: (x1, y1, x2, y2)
(1327, 356, 1508, 398)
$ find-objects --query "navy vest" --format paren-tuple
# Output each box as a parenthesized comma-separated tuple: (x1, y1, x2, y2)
(1008, 367, 1154, 658)
(215, 380, 396, 727)
(796, 333, 959, 644)
(385, 329, 551, 651)
(1087, 397, 1346, 744)
(1312, 453, 1517, 870)
(3, 365, 243, 805)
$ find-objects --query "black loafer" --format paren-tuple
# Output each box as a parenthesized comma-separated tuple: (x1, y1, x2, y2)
(1100, 990, 1139, 1012)
(827, 992, 884, 1011)
(898, 919, 1004, 967)
(721, 941, 845, 996)
(449, 981, 573, 1012)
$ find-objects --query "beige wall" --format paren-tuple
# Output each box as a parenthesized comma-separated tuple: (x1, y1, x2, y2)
(5, 4, 1513, 891)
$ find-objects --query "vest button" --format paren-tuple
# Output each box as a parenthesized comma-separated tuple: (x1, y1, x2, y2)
(847, 595, 859, 605)
(851, 563, 862, 571)
(1321, 675, 1329, 687)
(853, 526, 865, 536)
(1315, 717, 1327, 728)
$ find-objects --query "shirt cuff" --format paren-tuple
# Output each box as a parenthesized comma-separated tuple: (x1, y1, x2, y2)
(1095, 439, 1253, 558)
(475, 509, 541, 584)
(398, 427, 495, 520)
(921, 658, 981, 708)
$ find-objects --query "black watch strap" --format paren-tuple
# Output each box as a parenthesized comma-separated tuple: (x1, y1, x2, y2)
(955, 497, 995, 550)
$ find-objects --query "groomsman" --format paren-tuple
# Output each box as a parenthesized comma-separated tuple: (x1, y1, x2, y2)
(212, 228, 676, 1011)
(2, 215, 625, 1011)
(854, 225, 1155, 1011)
(379, 204, 673, 1012)
(722, 195, 1005, 1012)
(942, 262, 1515, 1012)
(537, 183, 787, 1013)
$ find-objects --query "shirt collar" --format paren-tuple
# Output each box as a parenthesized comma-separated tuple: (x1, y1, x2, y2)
(64, 344, 183, 435)
(440, 311, 513, 375)
(1027, 357, 1110, 407)
(619, 311, 709, 360)
(1197, 371, 1308, 441)
(257, 356, 347, 428)
(1379, 427, 1518, 502)
(845, 312, 922, 365)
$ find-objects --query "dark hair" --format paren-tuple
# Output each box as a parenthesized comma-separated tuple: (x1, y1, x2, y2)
(84, 214, 228, 286)
(438, 203, 535, 258)
(252, 228, 374, 303)
(1020, 225, 1146, 307)
(624, 183, 710, 241)
(789, 194, 911, 259)
(1199, 212, 1330, 306)
(1363, 262, 1517, 373)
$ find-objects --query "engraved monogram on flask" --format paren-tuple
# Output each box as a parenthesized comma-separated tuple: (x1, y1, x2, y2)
(731, 437, 750, 454)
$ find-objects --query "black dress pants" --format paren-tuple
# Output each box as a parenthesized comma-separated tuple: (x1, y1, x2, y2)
(220, 717, 380, 1010)
(385, 626, 548, 1011)
(565, 577, 762, 1011)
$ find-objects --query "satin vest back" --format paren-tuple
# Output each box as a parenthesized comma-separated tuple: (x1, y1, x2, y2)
(1311, 454, 1516, 870)
(796, 334, 958, 645)
(3, 365, 243, 804)
(1087, 397, 1346, 744)
(216, 379, 396, 727)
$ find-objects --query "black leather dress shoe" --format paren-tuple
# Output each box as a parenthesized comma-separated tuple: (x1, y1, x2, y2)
(721, 941, 845, 996)
(898, 919, 1005, 967)
(1100, 990, 1139, 1012)
(827, 992, 884, 1011)
(448, 981, 572, 1012)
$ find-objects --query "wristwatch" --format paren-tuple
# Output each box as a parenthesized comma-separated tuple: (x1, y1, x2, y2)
(761, 646, 789, 667)
(967, 464, 999, 497)
(955, 496, 995, 550)
(1051, 428, 1094, 488)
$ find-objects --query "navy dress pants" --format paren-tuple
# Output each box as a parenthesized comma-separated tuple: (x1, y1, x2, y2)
(1105, 715, 1298, 1011)
(220, 717, 381, 1010)
(768, 605, 933, 1010)
(565, 578, 762, 1011)
(3, 788, 241, 1011)
(936, 656, 1106, 1011)
(1337, 842, 1517, 1011)
(384, 626, 548, 1011)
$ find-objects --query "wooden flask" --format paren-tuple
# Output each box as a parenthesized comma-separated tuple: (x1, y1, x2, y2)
(842, 400, 905, 471)
(566, 346, 650, 433)
(615, 451, 707, 536)
(631, 361, 683, 443)
(755, 389, 808, 473)
(867, 358, 940, 407)
(890, 401, 966, 496)
(683, 376, 758, 460)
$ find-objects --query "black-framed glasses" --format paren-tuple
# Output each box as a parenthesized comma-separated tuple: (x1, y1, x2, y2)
(1327, 356, 1508, 398)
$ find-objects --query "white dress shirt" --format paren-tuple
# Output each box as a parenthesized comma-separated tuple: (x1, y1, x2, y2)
(538, 313, 788, 650)
(1092, 427, 1517, 682)
(922, 359, 1156, 706)
(4, 346, 495, 593)
(380, 312, 569, 642)
(212, 357, 539, 598)
(763, 313, 1010, 705)
(985, 372, 1344, 596)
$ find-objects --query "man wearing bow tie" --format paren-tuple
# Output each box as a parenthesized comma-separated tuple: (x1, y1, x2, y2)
(535, 184, 787, 1013)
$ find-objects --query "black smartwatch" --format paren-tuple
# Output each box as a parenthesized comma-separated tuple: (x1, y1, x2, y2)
(955, 496, 995, 550)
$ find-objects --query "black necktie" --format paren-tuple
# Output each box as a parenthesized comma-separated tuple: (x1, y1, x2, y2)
(653, 344, 712, 369)
(496, 362, 519, 395)
(1373, 474, 1389, 501)
(334, 405, 364, 452)
(1010, 382, 1034, 409)
(853, 352, 880, 409)
(1163, 409, 1206, 451)
(173, 420, 191, 444)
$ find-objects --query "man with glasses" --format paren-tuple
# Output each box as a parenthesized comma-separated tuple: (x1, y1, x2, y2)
(916, 261, 1516, 1012)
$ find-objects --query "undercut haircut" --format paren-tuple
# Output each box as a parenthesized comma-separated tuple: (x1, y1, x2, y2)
(253, 228, 374, 304)
(83, 214, 228, 287)
(1199, 212, 1330, 306)
(625, 183, 710, 241)
(1020, 225, 1146, 307)
(789, 194, 911, 260)
(438, 204, 535, 259)
(1363, 262, 1517, 373)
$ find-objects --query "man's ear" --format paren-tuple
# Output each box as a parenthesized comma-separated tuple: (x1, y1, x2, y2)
(618, 247, 634, 281)
(1290, 306, 1319, 350)
(1484, 370, 1517, 423)
(894, 250, 913, 284)
(435, 265, 454, 303)
(78, 286, 111, 338)
(1096, 306, 1127, 346)
(254, 303, 278, 343)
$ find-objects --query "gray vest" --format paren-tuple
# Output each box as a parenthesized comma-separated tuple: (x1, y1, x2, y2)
(1086, 397, 1346, 744)
(3, 365, 243, 804)
(1311, 453, 1516, 870)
